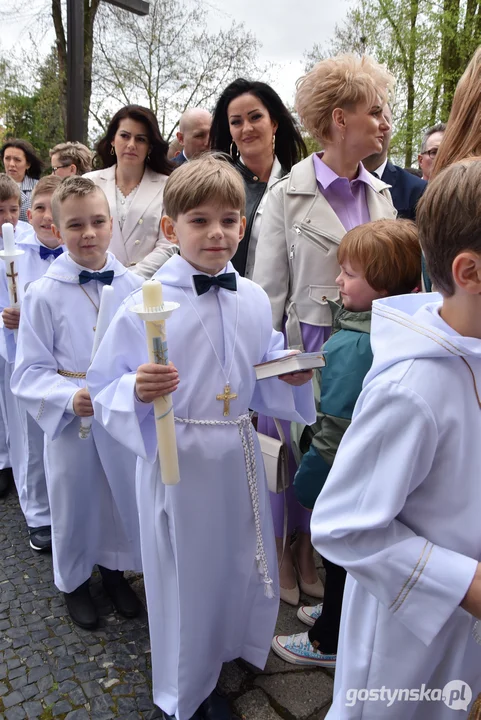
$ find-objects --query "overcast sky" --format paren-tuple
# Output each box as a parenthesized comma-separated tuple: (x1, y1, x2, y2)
(1, 0, 352, 106)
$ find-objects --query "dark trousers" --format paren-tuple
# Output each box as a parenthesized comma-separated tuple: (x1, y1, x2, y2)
(308, 556, 346, 654)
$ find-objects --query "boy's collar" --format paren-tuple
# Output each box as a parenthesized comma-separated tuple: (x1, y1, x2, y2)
(154, 253, 237, 289)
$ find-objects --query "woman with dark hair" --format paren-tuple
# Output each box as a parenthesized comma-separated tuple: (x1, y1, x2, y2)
(1, 139, 44, 221)
(210, 79, 307, 278)
(85, 104, 176, 279)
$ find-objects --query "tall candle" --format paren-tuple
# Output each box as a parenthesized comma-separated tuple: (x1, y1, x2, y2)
(2, 223, 15, 255)
(142, 280, 180, 485)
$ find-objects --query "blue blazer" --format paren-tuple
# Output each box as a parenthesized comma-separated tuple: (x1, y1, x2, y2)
(172, 152, 188, 167)
(381, 161, 427, 221)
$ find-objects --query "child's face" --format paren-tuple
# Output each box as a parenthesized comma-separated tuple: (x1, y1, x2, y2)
(162, 203, 246, 276)
(27, 193, 59, 248)
(0, 197, 20, 234)
(336, 259, 387, 311)
(52, 190, 112, 270)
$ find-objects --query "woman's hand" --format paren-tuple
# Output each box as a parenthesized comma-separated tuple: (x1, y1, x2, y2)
(279, 369, 313, 386)
(136, 362, 179, 403)
(2, 307, 20, 330)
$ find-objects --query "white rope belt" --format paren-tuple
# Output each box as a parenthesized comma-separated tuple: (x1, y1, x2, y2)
(174, 413, 274, 599)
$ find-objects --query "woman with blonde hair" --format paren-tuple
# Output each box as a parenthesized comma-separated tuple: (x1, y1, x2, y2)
(431, 46, 481, 178)
(50, 142, 93, 177)
(253, 54, 397, 611)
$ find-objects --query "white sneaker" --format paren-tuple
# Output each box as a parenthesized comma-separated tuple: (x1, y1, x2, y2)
(271, 631, 336, 667)
(297, 602, 323, 627)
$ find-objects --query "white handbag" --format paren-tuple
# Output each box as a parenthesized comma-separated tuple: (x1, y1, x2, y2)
(257, 418, 290, 494)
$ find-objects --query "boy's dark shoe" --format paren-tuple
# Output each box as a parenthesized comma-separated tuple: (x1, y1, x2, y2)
(98, 566, 142, 618)
(161, 711, 203, 720)
(0, 467, 13, 498)
(29, 526, 52, 552)
(199, 689, 232, 720)
(64, 580, 98, 629)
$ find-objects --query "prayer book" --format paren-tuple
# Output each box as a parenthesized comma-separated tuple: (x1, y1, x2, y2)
(254, 351, 326, 380)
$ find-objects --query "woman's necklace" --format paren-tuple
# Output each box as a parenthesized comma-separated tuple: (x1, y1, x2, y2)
(180, 287, 240, 416)
(79, 285, 99, 332)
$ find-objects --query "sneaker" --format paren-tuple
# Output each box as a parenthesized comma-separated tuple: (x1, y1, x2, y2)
(271, 631, 336, 667)
(297, 602, 323, 627)
(29, 526, 52, 552)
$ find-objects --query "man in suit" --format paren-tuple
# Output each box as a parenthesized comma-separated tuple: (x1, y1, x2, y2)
(363, 105, 426, 220)
(418, 123, 446, 180)
(172, 108, 212, 166)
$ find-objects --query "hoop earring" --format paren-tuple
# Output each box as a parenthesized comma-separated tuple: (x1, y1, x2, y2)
(110, 145, 115, 156)
(230, 141, 237, 160)
(272, 134, 276, 155)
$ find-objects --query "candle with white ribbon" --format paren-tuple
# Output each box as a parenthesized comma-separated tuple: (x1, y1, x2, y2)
(136, 279, 180, 485)
(0, 223, 24, 342)
(79, 285, 116, 439)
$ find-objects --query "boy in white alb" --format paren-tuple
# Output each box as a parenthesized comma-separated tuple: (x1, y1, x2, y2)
(1, 175, 64, 551)
(11, 177, 143, 630)
(0, 174, 31, 497)
(311, 158, 481, 718)
(87, 156, 316, 720)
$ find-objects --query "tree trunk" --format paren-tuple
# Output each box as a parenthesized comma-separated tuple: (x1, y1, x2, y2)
(52, 0, 67, 136)
(440, 0, 461, 119)
(404, 0, 419, 166)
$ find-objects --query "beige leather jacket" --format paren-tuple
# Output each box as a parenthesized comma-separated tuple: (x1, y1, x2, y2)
(252, 155, 397, 348)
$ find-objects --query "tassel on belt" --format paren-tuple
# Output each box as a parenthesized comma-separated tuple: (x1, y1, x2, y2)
(57, 370, 87, 379)
(174, 413, 274, 599)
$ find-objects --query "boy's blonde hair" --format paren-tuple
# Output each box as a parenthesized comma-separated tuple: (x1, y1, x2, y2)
(163, 154, 246, 219)
(0, 173, 21, 204)
(31, 175, 62, 205)
(49, 142, 93, 175)
(295, 54, 395, 143)
(51, 177, 109, 226)
(338, 219, 421, 296)
(417, 157, 481, 296)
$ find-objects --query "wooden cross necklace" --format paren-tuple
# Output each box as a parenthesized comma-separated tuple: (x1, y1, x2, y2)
(181, 286, 239, 416)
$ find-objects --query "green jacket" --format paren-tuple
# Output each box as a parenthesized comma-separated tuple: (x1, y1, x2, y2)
(292, 301, 373, 509)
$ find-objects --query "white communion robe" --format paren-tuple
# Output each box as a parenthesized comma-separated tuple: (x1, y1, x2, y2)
(311, 293, 481, 720)
(0, 232, 66, 527)
(88, 254, 316, 720)
(0, 220, 31, 471)
(11, 251, 143, 592)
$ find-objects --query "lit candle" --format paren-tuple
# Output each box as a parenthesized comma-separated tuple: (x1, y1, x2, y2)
(142, 279, 180, 485)
(2, 223, 15, 255)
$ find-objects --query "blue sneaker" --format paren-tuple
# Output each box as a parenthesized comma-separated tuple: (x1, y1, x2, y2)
(297, 602, 323, 627)
(271, 631, 336, 667)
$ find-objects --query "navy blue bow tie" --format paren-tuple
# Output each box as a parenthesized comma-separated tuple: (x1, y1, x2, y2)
(40, 246, 63, 261)
(193, 272, 237, 296)
(78, 269, 115, 286)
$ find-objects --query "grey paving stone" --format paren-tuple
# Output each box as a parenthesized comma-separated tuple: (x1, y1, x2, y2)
(52, 699, 73, 715)
(255, 669, 333, 720)
(22, 700, 44, 718)
(3, 689, 25, 707)
(233, 688, 284, 719)
(65, 710, 90, 720)
(5, 706, 27, 720)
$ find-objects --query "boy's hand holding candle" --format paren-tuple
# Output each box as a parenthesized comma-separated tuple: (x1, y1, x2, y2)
(2, 307, 20, 330)
(73, 388, 94, 417)
(135, 362, 179, 403)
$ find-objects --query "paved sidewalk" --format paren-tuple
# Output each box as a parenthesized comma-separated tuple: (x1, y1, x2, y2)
(0, 487, 333, 719)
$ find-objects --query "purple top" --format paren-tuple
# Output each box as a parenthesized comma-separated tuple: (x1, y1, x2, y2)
(312, 152, 373, 231)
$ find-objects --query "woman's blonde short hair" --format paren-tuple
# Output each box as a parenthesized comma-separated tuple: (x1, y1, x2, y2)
(49, 142, 93, 175)
(295, 54, 395, 143)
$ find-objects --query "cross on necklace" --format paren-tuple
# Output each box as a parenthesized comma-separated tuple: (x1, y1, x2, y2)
(216, 383, 237, 417)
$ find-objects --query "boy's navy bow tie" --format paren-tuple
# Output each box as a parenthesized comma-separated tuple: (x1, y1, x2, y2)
(193, 272, 237, 296)
(39, 246, 63, 260)
(78, 269, 115, 286)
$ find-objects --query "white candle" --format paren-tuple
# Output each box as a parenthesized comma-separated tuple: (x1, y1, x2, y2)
(2, 223, 15, 255)
(143, 279, 163, 310)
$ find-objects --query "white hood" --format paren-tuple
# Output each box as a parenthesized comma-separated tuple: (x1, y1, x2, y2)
(364, 292, 481, 386)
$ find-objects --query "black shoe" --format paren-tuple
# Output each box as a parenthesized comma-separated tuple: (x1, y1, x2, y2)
(29, 526, 52, 552)
(0, 468, 13, 498)
(161, 711, 203, 720)
(199, 689, 232, 720)
(64, 580, 98, 630)
(98, 566, 142, 618)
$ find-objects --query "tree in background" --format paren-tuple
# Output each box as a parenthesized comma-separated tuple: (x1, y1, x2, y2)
(306, 0, 481, 166)
(91, 0, 265, 140)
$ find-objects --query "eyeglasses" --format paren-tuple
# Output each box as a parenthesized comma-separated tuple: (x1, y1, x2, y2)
(420, 148, 438, 160)
(51, 164, 72, 174)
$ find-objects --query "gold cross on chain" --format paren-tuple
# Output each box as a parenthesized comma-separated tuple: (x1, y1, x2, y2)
(216, 383, 237, 416)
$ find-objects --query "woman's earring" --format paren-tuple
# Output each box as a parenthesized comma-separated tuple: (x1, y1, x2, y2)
(230, 141, 237, 159)
(110, 145, 115, 156)
(272, 134, 276, 154)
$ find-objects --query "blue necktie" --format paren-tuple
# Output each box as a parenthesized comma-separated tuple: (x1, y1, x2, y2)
(193, 272, 237, 296)
(39, 246, 63, 261)
(78, 270, 115, 286)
